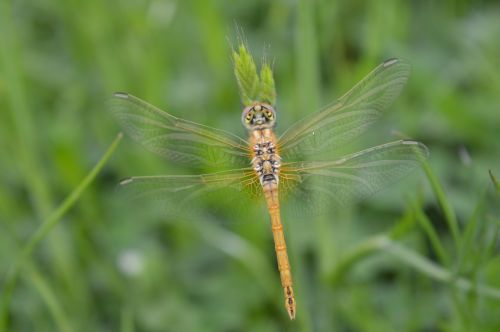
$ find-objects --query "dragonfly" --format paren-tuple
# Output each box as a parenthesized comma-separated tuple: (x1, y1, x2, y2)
(110, 58, 428, 320)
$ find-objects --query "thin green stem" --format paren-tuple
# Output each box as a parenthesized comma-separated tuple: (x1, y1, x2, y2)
(0, 133, 123, 332)
(489, 170, 500, 193)
(27, 266, 75, 332)
(411, 199, 450, 266)
(385, 240, 500, 300)
(421, 161, 460, 253)
(328, 235, 392, 284)
(328, 234, 500, 300)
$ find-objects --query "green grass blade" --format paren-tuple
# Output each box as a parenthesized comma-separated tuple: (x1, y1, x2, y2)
(27, 266, 75, 332)
(327, 235, 392, 284)
(489, 170, 500, 194)
(328, 234, 500, 300)
(411, 199, 450, 266)
(0, 133, 123, 332)
(384, 240, 500, 300)
(421, 161, 460, 252)
(456, 186, 488, 275)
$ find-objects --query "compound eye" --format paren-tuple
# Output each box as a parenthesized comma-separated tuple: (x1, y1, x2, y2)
(264, 110, 274, 119)
(245, 110, 254, 123)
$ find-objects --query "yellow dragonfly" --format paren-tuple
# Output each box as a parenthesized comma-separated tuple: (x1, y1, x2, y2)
(110, 58, 428, 320)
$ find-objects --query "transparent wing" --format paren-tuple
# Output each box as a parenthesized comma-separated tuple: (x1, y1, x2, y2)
(110, 93, 250, 168)
(118, 168, 262, 216)
(279, 140, 428, 210)
(278, 59, 411, 161)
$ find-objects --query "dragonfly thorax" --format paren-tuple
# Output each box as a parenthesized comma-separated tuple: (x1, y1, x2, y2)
(251, 131, 281, 186)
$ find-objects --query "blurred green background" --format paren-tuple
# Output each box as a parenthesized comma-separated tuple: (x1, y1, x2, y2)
(1, 0, 500, 331)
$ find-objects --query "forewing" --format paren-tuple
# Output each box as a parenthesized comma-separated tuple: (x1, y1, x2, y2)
(280, 140, 428, 211)
(110, 93, 250, 168)
(278, 59, 411, 161)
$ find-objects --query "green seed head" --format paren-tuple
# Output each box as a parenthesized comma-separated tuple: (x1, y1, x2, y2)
(232, 43, 276, 107)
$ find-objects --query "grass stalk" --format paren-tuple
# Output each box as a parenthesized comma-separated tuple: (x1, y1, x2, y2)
(27, 266, 75, 332)
(421, 161, 460, 254)
(411, 199, 450, 266)
(328, 234, 500, 300)
(0, 133, 123, 332)
(385, 240, 500, 300)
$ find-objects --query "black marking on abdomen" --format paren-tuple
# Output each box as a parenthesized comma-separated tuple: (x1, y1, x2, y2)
(263, 174, 275, 182)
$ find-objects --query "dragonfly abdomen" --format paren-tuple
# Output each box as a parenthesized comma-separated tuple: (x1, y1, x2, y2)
(263, 183, 296, 320)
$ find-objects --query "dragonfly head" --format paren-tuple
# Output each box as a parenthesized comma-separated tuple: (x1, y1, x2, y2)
(242, 103, 276, 130)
